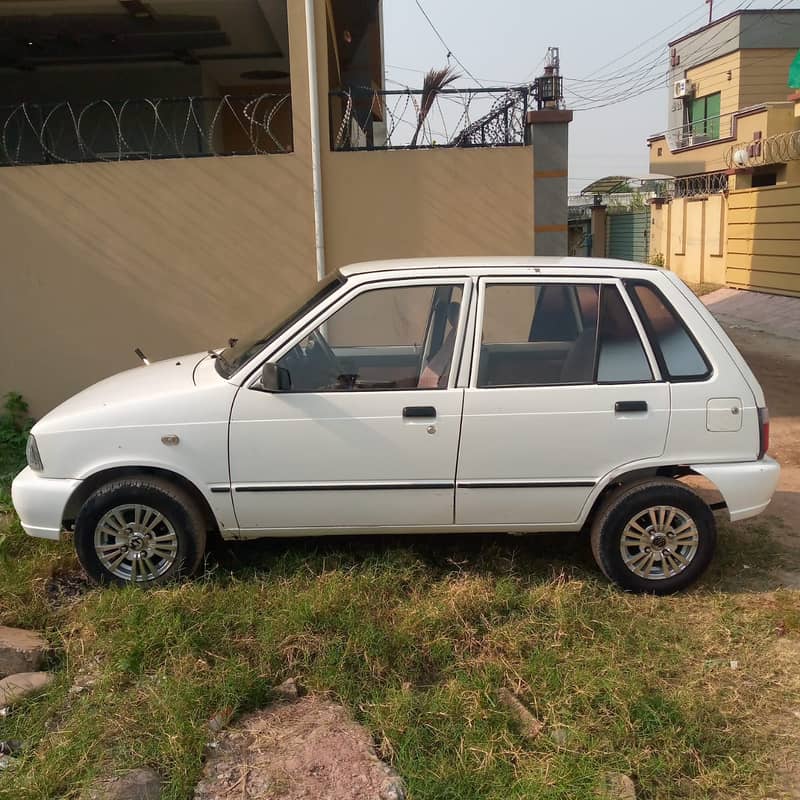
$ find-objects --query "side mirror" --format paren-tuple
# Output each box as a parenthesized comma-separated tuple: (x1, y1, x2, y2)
(260, 362, 292, 392)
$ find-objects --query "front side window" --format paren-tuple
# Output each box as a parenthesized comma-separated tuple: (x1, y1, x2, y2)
(628, 282, 710, 381)
(478, 282, 652, 388)
(276, 283, 463, 392)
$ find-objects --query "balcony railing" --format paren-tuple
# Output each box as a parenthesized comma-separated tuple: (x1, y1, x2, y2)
(0, 94, 292, 167)
(654, 112, 734, 152)
(330, 86, 530, 151)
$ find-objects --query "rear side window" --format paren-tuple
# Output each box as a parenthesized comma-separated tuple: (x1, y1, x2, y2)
(476, 282, 652, 388)
(629, 282, 711, 381)
(596, 286, 652, 383)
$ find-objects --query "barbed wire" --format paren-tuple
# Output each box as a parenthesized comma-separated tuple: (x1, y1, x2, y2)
(725, 129, 800, 168)
(331, 86, 529, 150)
(0, 94, 292, 166)
(674, 172, 729, 197)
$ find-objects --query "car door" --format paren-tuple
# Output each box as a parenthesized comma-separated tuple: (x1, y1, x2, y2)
(455, 277, 670, 528)
(228, 277, 470, 532)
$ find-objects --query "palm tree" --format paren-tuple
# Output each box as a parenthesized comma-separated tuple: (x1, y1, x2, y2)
(409, 65, 460, 148)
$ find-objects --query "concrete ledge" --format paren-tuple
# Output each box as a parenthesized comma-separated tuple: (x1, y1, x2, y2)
(526, 109, 574, 124)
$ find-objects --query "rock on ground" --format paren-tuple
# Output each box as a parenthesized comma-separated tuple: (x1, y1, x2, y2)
(86, 767, 163, 800)
(0, 627, 47, 678)
(599, 772, 637, 800)
(194, 695, 404, 800)
(0, 672, 53, 707)
(496, 688, 544, 740)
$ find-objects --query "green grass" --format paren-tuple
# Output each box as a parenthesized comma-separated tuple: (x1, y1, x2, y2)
(0, 415, 797, 799)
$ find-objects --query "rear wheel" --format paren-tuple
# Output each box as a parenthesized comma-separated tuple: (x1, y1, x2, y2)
(590, 478, 716, 594)
(75, 477, 207, 586)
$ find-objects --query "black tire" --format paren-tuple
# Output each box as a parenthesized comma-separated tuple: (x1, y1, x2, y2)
(74, 477, 207, 587)
(590, 478, 716, 595)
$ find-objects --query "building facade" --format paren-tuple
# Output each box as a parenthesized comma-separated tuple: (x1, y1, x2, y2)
(0, 0, 568, 415)
(647, 8, 800, 295)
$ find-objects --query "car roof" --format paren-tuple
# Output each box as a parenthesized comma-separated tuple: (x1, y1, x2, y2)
(338, 256, 659, 277)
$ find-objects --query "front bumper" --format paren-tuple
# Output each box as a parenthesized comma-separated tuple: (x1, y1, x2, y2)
(10, 467, 81, 540)
(691, 455, 781, 522)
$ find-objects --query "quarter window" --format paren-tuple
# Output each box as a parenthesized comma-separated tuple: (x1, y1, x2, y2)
(276, 283, 463, 392)
(629, 283, 710, 380)
(478, 282, 652, 388)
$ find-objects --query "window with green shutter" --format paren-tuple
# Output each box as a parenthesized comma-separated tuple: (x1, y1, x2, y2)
(690, 92, 721, 140)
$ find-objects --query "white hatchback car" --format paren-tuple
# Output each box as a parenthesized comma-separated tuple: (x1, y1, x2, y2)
(13, 258, 779, 593)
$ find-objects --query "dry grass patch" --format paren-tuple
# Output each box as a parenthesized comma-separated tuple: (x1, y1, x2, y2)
(0, 477, 798, 798)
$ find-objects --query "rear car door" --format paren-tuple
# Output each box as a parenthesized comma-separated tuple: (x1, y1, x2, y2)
(455, 277, 671, 527)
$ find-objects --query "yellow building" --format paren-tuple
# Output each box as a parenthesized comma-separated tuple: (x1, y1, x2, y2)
(647, 8, 800, 296)
(0, 0, 570, 415)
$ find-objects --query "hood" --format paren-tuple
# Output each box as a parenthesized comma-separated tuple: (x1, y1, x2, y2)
(34, 352, 213, 434)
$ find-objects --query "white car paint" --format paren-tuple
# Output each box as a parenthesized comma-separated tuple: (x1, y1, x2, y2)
(11, 257, 780, 545)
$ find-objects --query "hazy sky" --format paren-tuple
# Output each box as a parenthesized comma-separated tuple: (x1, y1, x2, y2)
(383, 0, 800, 196)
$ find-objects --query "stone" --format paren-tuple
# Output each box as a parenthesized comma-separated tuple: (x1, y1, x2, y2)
(380, 776, 406, 800)
(599, 771, 637, 800)
(88, 768, 163, 800)
(274, 676, 299, 701)
(0, 627, 48, 678)
(194, 696, 405, 800)
(496, 688, 544, 740)
(0, 672, 53, 707)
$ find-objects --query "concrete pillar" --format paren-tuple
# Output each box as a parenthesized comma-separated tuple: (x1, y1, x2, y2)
(590, 204, 607, 258)
(528, 109, 573, 256)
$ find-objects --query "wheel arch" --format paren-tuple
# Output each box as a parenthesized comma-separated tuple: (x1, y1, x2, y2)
(62, 466, 221, 538)
(582, 464, 712, 532)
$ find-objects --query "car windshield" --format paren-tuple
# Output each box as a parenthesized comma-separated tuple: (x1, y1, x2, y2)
(215, 272, 343, 379)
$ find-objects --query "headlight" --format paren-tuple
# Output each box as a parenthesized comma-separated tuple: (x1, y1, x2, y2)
(26, 435, 43, 472)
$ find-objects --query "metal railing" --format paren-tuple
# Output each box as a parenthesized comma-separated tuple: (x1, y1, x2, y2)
(330, 86, 530, 151)
(0, 94, 292, 166)
(674, 171, 728, 198)
(654, 111, 735, 152)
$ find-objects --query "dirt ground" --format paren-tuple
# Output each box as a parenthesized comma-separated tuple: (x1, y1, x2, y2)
(194, 695, 404, 800)
(724, 326, 800, 798)
(726, 327, 800, 559)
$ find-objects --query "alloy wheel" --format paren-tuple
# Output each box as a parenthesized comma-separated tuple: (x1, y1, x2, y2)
(93, 503, 179, 582)
(619, 505, 700, 581)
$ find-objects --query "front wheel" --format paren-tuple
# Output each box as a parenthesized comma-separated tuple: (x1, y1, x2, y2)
(74, 477, 207, 586)
(590, 478, 716, 594)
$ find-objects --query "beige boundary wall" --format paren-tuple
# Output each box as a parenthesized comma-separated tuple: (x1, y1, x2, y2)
(649, 194, 727, 285)
(1, 0, 534, 416)
(650, 176, 800, 296)
(727, 179, 800, 297)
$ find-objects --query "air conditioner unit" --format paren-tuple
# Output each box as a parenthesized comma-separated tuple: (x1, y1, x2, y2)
(673, 79, 694, 99)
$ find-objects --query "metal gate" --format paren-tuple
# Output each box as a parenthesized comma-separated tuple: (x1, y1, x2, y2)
(607, 209, 651, 263)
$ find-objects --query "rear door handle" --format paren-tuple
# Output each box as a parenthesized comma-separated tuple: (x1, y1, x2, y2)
(403, 406, 437, 419)
(615, 401, 648, 413)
